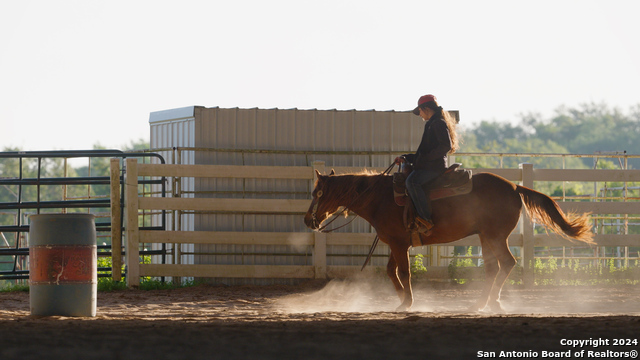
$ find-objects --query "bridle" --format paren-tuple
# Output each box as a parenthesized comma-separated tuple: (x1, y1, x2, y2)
(311, 189, 357, 233)
(310, 162, 396, 271)
(311, 162, 395, 233)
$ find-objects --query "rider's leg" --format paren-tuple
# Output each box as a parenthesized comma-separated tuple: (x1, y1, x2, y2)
(405, 169, 441, 224)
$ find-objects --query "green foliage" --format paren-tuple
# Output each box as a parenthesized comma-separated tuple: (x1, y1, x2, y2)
(454, 102, 640, 206)
(440, 251, 640, 286)
(411, 254, 427, 278)
(534, 256, 640, 286)
(448, 247, 479, 284)
(97, 252, 176, 291)
(97, 252, 200, 291)
(460, 102, 640, 169)
(98, 278, 192, 291)
(0, 282, 29, 292)
(97, 254, 128, 291)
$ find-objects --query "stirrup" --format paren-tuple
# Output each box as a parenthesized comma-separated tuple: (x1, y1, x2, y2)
(415, 217, 434, 233)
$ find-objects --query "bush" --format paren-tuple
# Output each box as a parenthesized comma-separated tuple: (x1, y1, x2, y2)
(448, 247, 480, 284)
(0, 282, 29, 292)
(97, 253, 197, 291)
(411, 254, 427, 279)
(534, 256, 640, 285)
(442, 249, 640, 286)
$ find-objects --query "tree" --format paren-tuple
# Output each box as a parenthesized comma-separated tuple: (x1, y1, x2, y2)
(463, 101, 640, 169)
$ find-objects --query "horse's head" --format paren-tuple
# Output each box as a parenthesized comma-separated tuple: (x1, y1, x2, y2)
(304, 169, 340, 230)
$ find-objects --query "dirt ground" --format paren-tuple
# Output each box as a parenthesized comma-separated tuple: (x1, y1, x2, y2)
(1, 278, 639, 360)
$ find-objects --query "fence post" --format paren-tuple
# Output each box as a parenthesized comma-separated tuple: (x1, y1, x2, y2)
(314, 233, 327, 279)
(125, 158, 140, 288)
(312, 161, 327, 278)
(109, 159, 123, 282)
(520, 163, 535, 288)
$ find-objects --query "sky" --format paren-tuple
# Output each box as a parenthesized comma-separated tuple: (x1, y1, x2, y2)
(1, 0, 639, 151)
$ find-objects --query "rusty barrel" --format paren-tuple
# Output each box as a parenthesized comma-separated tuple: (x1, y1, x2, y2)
(29, 214, 97, 317)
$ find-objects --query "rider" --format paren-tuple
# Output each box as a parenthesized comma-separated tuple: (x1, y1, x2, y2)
(396, 94, 459, 233)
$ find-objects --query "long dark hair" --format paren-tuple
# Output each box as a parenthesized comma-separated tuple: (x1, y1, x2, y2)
(420, 101, 460, 153)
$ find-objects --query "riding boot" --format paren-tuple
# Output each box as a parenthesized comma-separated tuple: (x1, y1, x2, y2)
(410, 217, 433, 247)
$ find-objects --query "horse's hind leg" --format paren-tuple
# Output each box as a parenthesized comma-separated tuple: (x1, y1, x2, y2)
(472, 234, 516, 312)
(484, 236, 516, 312)
(470, 238, 499, 312)
(490, 245, 516, 312)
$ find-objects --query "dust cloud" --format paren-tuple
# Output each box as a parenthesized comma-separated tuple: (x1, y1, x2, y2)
(276, 275, 399, 313)
(275, 274, 640, 315)
(274, 274, 474, 314)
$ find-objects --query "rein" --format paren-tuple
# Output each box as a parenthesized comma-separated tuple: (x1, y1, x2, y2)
(315, 211, 358, 233)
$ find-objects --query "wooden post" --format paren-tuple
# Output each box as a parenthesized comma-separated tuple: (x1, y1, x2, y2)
(520, 163, 535, 288)
(109, 159, 123, 282)
(311, 161, 327, 278)
(174, 150, 182, 285)
(313, 232, 327, 279)
(125, 158, 140, 288)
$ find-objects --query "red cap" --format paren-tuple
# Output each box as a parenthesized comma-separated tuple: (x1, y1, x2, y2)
(412, 94, 437, 115)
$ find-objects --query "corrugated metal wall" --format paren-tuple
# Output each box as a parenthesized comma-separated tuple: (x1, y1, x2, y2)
(149, 106, 197, 167)
(149, 107, 197, 267)
(149, 106, 451, 284)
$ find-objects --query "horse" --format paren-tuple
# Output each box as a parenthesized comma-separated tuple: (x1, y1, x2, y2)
(303, 168, 594, 312)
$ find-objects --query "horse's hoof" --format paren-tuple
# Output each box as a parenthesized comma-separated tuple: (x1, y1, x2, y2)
(487, 302, 506, 314)
(468, 301, 488, 312)
(395, 304, 411, 312)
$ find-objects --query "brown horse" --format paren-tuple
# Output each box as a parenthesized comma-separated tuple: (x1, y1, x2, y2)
(303, 169, 593, 312)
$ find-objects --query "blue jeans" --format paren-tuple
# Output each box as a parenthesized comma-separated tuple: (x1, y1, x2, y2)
(405, 169, 442, 221)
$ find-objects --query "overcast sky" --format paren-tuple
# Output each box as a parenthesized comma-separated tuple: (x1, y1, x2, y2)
(1, 0, 639, 151)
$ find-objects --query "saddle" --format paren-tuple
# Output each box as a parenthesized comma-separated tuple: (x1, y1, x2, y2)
(392, 162, 473, 246)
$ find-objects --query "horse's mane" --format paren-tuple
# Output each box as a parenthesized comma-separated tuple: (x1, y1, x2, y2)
(325, 170, 390, 208)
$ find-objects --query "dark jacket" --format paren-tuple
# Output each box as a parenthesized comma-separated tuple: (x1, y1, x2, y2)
(404, 114, 452, 171)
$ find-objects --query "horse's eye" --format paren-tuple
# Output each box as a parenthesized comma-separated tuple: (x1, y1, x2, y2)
(316, 190, 323, 198)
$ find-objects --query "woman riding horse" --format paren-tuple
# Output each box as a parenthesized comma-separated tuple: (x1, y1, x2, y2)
(304, 96, 593, 312)
(399, 94, 459, 235)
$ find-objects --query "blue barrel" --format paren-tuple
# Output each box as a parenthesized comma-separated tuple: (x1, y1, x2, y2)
(29, 214, 97, 317)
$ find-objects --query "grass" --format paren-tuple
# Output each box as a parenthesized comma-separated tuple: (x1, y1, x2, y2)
(0, 283, 29, 292)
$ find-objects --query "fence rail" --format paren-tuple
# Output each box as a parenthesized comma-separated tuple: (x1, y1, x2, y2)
(116, 159, 640, 288)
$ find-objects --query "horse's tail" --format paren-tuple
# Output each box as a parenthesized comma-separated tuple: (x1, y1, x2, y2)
(516, 185, 594, 244)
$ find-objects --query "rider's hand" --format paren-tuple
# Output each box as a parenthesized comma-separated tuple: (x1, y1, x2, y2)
(394, 157, 404, 165)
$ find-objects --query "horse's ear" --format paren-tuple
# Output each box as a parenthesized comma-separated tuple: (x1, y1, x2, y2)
(314, 169, 324, 180)
(330, 169, 335, 176)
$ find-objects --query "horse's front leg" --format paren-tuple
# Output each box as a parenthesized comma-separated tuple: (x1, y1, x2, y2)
(391, 247, 413, 311)
(386, 255, 404, 301)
